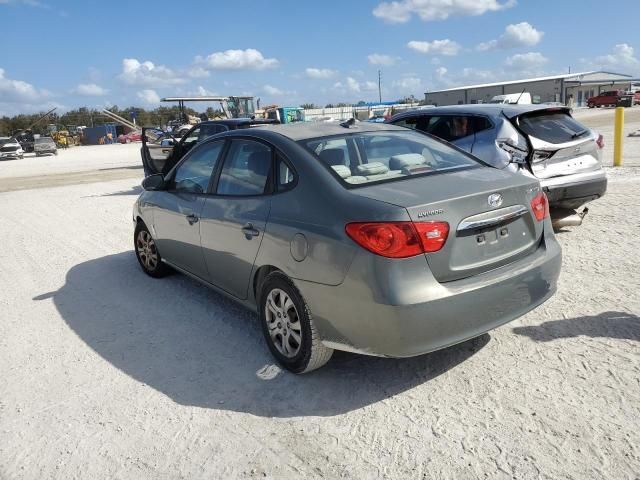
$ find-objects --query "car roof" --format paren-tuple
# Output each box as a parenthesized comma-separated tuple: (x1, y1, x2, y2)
(200, 118, 278, 126)
(249, 121, 409, 141)
(390, 103, 571, 120)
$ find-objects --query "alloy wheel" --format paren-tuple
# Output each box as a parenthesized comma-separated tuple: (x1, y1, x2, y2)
(136, 230, 158, 271)
(265, 288, 302, 358)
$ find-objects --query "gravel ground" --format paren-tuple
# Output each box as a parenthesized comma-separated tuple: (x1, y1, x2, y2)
(0, 121, 639, 479)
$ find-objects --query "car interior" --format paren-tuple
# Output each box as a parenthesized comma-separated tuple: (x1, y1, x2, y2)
(307, 133, 474, 185)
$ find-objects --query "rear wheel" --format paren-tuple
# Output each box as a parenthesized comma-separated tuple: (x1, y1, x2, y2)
(134, 221, 170, 278)
(259, 272, 333, 373)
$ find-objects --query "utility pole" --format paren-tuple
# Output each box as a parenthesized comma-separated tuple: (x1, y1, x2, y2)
(378, 70, 382, 103)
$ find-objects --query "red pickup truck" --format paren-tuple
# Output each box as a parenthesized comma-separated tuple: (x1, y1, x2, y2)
(587, 90, 640, 107)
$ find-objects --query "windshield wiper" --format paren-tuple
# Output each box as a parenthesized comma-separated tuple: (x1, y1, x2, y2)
(571, 129, 588, 139)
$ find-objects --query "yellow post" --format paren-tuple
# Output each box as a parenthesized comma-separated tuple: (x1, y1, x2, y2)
(613, 107, 624, 167)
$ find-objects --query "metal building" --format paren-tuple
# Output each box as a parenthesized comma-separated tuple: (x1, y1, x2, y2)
(424, 71, 639, 107)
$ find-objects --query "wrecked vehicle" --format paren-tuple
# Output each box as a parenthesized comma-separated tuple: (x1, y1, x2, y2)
(388, 104, 607, 227)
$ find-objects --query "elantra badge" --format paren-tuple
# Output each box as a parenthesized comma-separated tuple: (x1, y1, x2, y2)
(488, 193, 503, 208)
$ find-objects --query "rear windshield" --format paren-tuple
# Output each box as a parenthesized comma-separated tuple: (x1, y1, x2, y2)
(35, 137, 55, 144)
(301, 130, 480, 187)
(517, 111, 589, 144)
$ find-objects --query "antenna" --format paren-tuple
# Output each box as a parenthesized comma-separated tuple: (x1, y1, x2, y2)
(378, 70, 382, 103)
(515, 87, 526, 104)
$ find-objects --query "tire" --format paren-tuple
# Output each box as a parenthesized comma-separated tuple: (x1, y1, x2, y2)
(134, 221, 170, 278)
(259, 271, 333, 373)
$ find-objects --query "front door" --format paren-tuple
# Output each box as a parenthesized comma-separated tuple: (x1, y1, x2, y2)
(200, 138, 273, 299)
(141, 127, 176, 176)
(151, 140, 225, 279)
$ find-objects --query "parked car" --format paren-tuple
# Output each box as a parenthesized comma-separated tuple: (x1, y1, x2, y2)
(134, 122, 561, 373)
(0, 137, 24, 160)
(388, 105, 607, 226)
(33, 136, 58, 156)
(489, 92, 532, 104)
(141, 118, 278, 176)
(118, 131, 142, 144)
(586, 90, 640, 108)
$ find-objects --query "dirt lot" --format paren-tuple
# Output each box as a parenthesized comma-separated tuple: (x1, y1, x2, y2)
(0, 116, 639, 479)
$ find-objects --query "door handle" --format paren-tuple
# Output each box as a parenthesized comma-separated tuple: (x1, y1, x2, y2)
(186, 213, 199, 225)
(241, 222, 260, 238)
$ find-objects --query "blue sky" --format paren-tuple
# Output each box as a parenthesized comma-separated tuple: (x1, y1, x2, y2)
(1, 0, 639, 115)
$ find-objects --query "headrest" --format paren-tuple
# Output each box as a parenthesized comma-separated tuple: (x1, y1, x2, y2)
(356, 162, 389, 176)
(331, 165, 351, 178)
(247, 150, 271, 177)
(389, 153, 425, 170)
(319, 148, 346, 166)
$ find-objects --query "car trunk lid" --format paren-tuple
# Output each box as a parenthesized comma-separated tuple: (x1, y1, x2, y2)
(350, 167, 544, 282)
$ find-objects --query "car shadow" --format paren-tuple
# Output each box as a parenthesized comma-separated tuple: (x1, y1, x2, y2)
(512, 311, 640, 342)
(101, 184, 143, 196)
(34, 252, 489, 417)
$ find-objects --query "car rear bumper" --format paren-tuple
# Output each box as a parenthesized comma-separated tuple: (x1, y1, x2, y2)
(540, 169, 607, 209)
(296, 223, 561, 358)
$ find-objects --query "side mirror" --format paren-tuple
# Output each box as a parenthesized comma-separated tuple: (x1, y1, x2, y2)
(142, 173, 165, 191)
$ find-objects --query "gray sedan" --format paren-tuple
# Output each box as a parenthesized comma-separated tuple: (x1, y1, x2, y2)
(133, 122, 561, 373)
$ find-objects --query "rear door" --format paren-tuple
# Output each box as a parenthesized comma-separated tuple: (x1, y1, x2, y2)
(512, 109, 601, 180)
(199, 138, 273, 299)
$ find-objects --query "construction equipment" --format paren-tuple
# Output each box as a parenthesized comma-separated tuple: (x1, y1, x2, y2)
(161, 96, 256, 121)
(100, 109, 141, 132)
(263, 105, 305, 124)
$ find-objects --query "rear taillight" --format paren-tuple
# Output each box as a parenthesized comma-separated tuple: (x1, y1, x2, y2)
(596, 134, 605, 149)
(530, 192, 549, 221)
(345, 221, 449, 258)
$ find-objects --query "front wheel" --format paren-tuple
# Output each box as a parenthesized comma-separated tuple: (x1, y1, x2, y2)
(134, 221, 170, 278)
(259, 272, 333, 373)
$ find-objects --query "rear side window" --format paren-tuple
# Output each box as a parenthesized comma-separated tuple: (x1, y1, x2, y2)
(276, 153, 296, 191)
(424, 116, 475, 142)
(518, 112, 589, 144)
(216, 139, 272, 196)
(303, 130, 479, 187)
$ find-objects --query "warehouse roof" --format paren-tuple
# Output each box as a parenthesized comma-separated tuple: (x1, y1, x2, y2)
(425, 71, 633, 94)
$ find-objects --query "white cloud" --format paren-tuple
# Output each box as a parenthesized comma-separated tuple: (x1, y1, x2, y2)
(407, 39, 461, 56)
(119, 58, 186, 87)
(263, 85, 284, 96)
(505, 52, 549, 70)
(195, 85, 217, 96)
(333, 77, 378, 95)
(73, 83, 108, 96)
(136, 89, 161, 105)
(305, 67, 338, 79)
(373, 0, 516, 24)
(392, 76, 423, 92)
(0, 67, 49, 102)
(477, 22, 544, 51)
(196, 49, 278, 70)
(368, 53, 398, 66)
(430, 66, 498, 89)
(188, 66, 210, 78)
(593, 44, 640, 72)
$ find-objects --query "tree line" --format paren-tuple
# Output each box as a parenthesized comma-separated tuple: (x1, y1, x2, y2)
(0, 105, 205, 136)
